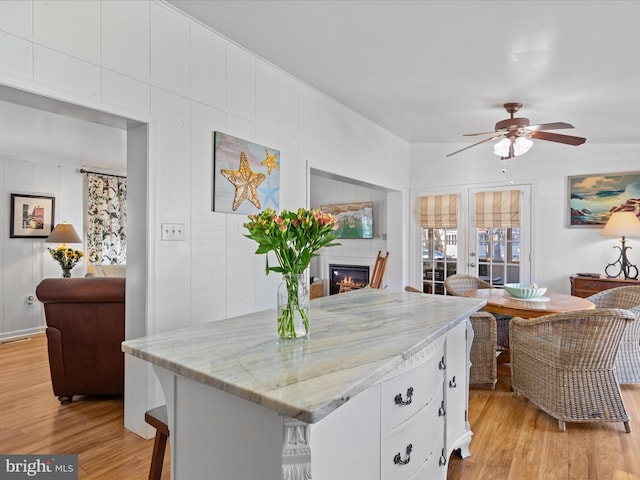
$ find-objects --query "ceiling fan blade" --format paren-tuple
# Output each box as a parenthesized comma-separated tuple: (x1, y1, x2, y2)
(526, 122, 574, 131)
(530, 131, 586, 146)
(446, 134, 504, 157)
(463, 131, 500, 137)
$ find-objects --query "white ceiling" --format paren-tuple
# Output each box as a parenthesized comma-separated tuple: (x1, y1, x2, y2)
(0, 97, 126, 171)
(168, 0, 640, 148)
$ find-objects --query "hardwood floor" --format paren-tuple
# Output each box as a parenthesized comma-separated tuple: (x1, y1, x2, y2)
(3, 333, 640, 479)
(0, 333, 169, 479)
(448, 363, 640, 480)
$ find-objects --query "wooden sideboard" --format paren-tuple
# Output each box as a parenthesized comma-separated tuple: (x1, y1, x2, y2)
(570, 275, 640, 298)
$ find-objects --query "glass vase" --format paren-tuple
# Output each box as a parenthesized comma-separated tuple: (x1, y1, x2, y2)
(277, 272, 310, 339)
(61, 267, 72, 278)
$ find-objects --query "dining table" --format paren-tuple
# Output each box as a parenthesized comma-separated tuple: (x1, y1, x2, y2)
(463, 288, 596, 366)
(462, 288, 595, 318)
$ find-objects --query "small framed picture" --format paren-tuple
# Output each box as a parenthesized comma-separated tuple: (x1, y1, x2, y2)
(10, 194, 55, 238)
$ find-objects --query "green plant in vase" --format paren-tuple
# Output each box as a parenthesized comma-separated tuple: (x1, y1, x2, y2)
(244, 208, 339, 338)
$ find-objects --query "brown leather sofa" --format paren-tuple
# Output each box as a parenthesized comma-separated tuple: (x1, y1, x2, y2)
(35, 277, 125, 403)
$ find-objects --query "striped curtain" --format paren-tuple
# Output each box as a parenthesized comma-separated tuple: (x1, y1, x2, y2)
(475, 190, 521, 228)
(86, 173, 127, 264)
(420, 194, 458, 228)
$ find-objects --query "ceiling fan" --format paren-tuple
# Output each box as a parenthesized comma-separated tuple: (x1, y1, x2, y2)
(446, 102, 587, 160)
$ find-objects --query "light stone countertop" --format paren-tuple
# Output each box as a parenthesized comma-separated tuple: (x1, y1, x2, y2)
(122, 288, 485, 424)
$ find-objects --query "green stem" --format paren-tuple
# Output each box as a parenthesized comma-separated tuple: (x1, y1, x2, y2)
(278, 273, 309, 338)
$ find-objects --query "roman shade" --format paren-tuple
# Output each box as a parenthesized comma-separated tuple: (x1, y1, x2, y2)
(475, 190, 521, 228)
(420, 194, 458, 228)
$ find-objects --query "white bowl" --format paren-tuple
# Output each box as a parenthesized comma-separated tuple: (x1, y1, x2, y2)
(503, 283, 547, 299)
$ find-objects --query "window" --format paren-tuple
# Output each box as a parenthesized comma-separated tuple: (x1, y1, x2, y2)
(422, 227, 457, 294)
(474, 190, 522, 286)
(477, 227, 520, 286)
(420, 194, 458, 295)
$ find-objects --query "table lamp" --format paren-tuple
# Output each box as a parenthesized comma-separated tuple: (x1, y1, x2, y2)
(45, 223, 83, 277)
(601, 212, 640, 279)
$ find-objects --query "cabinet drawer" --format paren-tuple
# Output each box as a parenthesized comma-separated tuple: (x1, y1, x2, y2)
(382, 341, 445, 432)
(571, 276, 640, 298)
(410, 445, 445, 480)
(572, 278, 602, 295)
(383, 389, 444, 480)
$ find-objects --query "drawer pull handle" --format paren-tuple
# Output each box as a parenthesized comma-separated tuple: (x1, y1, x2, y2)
(585, 282, 596, 288)
(393, 444, 413, 466)
(439, 357, 446, 370)
(449, 376, 457, 388)
(438, 400, 446, 417)
(394, 387, 414, 406)
(439, 451, 447, 467)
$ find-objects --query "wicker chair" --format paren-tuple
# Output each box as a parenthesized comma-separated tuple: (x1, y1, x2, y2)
(510, 308, 635, 432)
(443, 274, 492, 296)
(444, 274, 510, 350)
(404, 285, 422, 293)
(466, 311, 498, 389)
(586, 286, 640, 384)
(405, 285, 497, 388)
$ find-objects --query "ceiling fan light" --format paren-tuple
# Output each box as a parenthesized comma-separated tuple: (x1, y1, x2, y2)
(493, 138, 511, 157)
(514, 137, 533, 156)
(493, 136, 534, 157)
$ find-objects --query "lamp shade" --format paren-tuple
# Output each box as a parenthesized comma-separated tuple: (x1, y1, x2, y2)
(601, 212, 640, 238)
(45, 223, 82, 244)
(493, 137, 533, 157)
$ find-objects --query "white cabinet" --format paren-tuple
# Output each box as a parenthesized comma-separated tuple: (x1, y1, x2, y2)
(381, 336, 445, 479)
(444, 320, 472, 460)
(154, 318, 472, 480)
(311, 321, 470, 480)
(380, 319, 471, 480)
(127, 290, 485, 480)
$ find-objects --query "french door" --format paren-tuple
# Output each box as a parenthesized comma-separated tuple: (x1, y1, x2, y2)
(467, 185, 531, 286)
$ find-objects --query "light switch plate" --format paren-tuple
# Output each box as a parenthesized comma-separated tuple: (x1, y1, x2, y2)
(161, 223, 186, 241)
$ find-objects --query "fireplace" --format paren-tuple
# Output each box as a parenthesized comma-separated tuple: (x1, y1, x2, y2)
(329, 264, 370, 295)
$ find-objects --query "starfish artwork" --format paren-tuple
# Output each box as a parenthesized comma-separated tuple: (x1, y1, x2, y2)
(261, 148, 280, 175)
(213, 131, 280, 214)
(221, 151, 266, 211)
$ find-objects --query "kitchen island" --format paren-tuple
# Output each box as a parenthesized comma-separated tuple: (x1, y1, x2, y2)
(122, 288, 485, 479)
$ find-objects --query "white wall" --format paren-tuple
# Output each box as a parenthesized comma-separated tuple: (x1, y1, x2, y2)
(0, 0, 410, 434)
(409, 140, 640, 294)
(0, 156, 84, 338)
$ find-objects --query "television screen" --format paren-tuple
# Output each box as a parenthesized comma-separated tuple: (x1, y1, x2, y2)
(320, 202, 373, 239)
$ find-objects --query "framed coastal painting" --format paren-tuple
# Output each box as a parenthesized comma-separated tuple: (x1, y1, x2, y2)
(212, 131, 280, 214)
(568, 172, 640, 227)
(320, 201, 374, 239)
(10, 193, 55, 238)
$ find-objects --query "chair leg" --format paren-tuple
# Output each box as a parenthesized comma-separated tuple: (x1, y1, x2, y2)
(148, 430, 168, 480)
(558, 420, 566, 432)
(145, 405, 169, 480)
